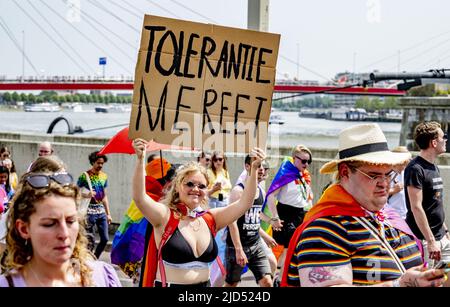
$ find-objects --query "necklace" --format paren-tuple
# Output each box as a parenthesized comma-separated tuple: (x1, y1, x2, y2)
(190, 218, 201, 232)
(28, 265, 79, 287)
(28, 265, 46, 287)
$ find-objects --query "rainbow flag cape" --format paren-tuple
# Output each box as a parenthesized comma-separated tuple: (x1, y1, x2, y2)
(111, 200, 148, 277)
(261, 157, 301, 233)
(111, 176, 163, 279)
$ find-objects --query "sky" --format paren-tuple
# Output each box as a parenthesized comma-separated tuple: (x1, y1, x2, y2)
(1, 0, 450, 83)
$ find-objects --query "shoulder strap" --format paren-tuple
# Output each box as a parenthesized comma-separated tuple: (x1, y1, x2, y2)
(5, 274, 14, 287)
(201, 212, 226, 276)
(354, 216, 406, 274)
(84, 171, 93, 193)
(201, 211, 217, 236)
(84, 171, 99, 204)
(157, 210, 180, 287)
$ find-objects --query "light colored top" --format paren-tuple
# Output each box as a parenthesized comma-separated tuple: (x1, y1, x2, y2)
(207, 168, 232, 199)
(386, 171, 407, 219)
(0, 261, 122, 287)
(277, 180, 311, 209)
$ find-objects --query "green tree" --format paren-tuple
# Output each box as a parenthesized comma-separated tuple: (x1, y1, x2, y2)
(72, 94, 80, 103)
(384, 97, 398, 109)
(79, 94, 86, 103)
(3, 92, 11, 102)
(11, 92, 20, 102)
(27, 93, 36, 103)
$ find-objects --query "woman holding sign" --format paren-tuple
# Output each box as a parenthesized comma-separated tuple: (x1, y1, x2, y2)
(132, 138, 265, 287)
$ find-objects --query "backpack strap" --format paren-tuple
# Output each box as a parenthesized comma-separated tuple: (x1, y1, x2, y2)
(201, 212, 226, 277)
(157, 210, 180, 287)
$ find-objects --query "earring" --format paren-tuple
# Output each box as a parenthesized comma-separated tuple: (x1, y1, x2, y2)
(25, 239, 31, 261)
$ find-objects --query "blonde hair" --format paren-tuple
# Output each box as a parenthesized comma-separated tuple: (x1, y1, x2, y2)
(292, 145, 312, 159)
(160, 161, 210, 214)
(2, 173, 95, 286)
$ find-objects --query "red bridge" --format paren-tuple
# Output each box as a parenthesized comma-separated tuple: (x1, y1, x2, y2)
(0, 81, 405, 96)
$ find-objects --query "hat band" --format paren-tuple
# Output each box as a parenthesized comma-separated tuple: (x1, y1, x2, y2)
(339, 142, 388, 159)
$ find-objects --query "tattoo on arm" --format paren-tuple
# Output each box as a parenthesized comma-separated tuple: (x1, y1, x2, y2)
(308, 267, 341, 284)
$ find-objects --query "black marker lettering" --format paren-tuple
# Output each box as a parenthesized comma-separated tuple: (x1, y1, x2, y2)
(143, 26, 166, 73)
(256, 48, 272, 84)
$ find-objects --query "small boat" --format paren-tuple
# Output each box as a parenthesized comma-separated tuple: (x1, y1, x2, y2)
(269, 114, 285, 125)
(24, 103, 61, 112)
(63, 103, 83, 112)
(95, 105, 131, 113)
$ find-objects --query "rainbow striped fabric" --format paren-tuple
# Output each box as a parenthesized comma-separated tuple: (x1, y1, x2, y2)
(261, 157, 301, 233)
(111, 200, 148, 277)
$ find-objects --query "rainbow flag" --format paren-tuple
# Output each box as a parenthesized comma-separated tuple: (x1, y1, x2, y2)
(261, 157, 301, 233)
(111, 200, 148, 277)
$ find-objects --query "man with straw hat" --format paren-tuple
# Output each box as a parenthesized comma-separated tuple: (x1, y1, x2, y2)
(281, 123, 447, 287)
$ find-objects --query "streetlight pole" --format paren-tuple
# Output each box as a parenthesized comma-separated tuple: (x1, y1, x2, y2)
(296, 43, 300, 81)
(22, 30, 25, 80)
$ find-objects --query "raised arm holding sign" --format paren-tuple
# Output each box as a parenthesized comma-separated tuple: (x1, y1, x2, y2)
(129, 15, 280, 153)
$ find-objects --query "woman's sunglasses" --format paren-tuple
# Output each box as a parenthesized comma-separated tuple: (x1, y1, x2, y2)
(184, 181, 207, 190)
(294, 156, 312, 164)
(25, 173, 74, 188)
(213, 157, 224, 162)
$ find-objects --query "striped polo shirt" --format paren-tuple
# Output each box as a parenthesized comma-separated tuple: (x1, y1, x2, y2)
(287, 215, 422, 286)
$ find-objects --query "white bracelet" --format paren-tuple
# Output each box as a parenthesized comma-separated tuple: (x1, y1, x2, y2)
(392, 278, 401, 287)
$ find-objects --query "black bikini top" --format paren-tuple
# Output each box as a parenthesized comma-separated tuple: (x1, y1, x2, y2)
(161, 225, 218, 264)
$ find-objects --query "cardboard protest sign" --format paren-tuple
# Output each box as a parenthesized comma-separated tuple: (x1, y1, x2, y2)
(129, 15, 280, 153)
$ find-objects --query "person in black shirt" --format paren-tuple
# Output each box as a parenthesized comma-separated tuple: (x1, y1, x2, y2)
(224, 155, 273, 287)
(404, 121, 450, 270)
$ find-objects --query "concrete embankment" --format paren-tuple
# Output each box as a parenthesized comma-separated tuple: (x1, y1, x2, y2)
(1, 131, 449, 229)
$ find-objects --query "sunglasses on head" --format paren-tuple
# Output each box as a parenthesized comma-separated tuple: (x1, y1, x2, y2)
(25, 172, 73, 189)
(184, 181, 207, 190)
(213, 157, 223, 162)
(294, 156, 312, 164)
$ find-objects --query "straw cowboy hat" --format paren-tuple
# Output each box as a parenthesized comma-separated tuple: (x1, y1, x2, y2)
(320, 123, 411, 174)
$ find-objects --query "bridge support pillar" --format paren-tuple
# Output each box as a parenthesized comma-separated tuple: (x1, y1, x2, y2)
(247, 0, 269, 32)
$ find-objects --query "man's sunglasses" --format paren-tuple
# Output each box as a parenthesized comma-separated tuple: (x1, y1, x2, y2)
(25, 173, 74, 188)
(184, 181, 207, 190)
(294, 156, 312, 164)
(213, 157, 224, 162)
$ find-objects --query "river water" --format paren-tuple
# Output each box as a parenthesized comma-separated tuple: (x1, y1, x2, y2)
(0, 108, 401, 150)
